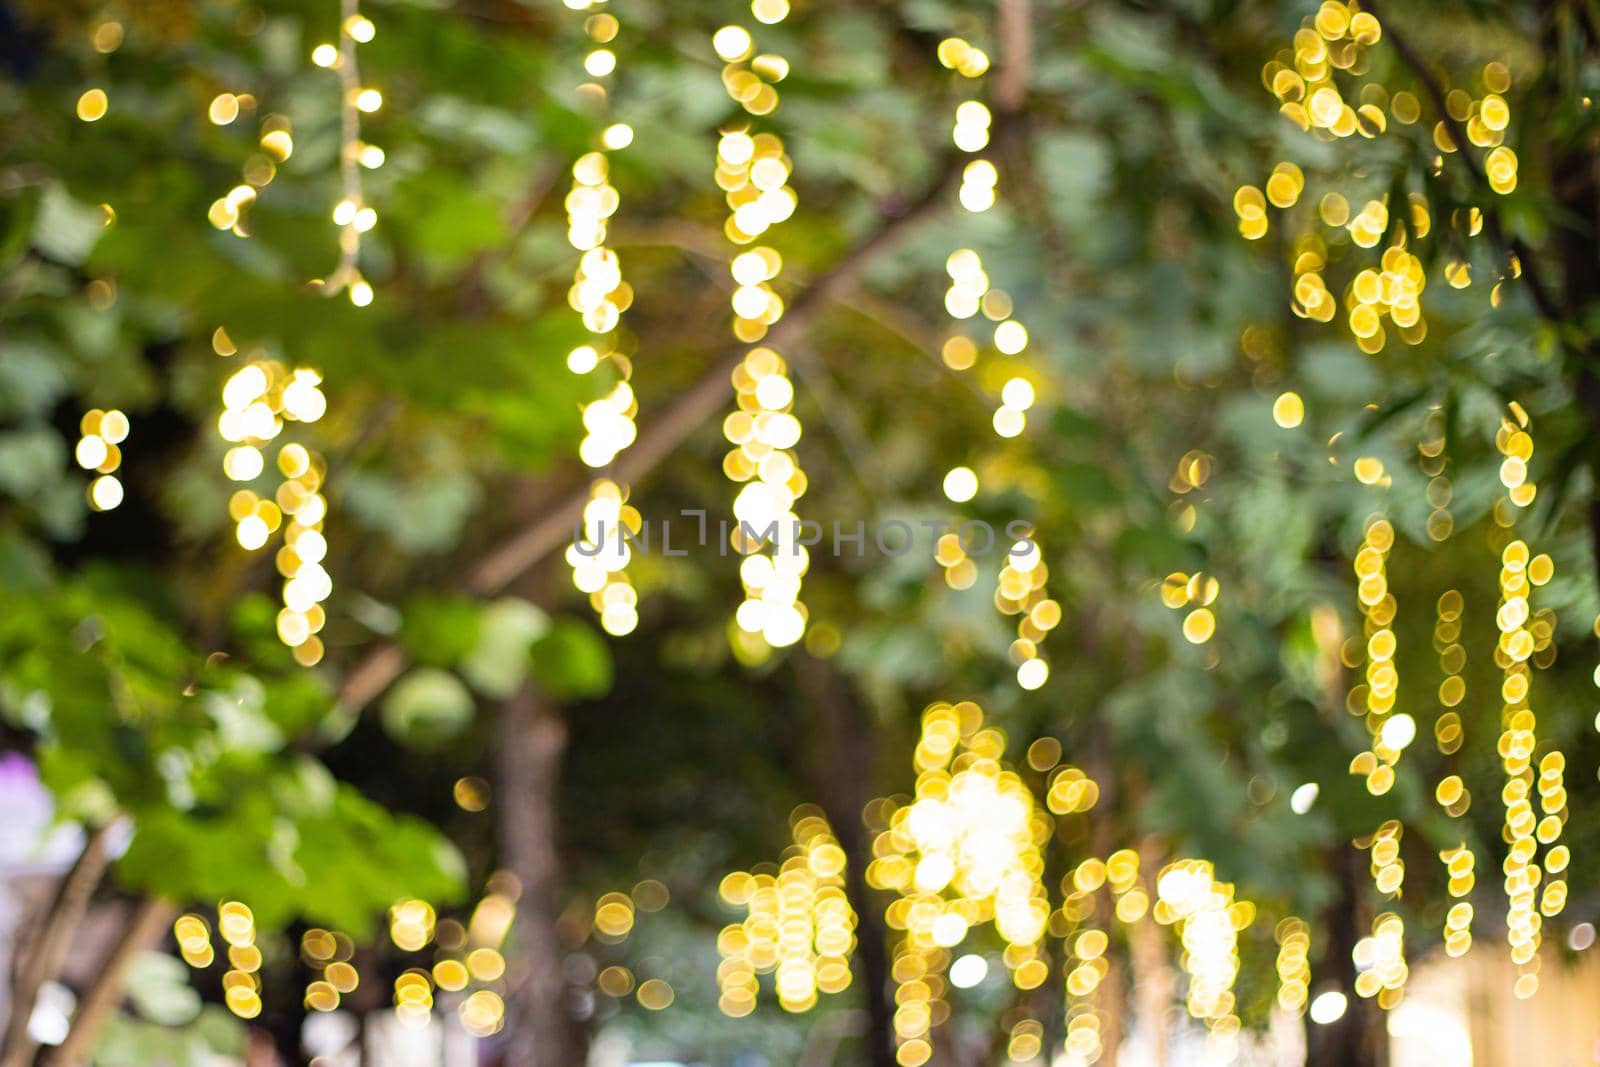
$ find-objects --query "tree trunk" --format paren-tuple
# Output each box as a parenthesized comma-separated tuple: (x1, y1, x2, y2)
(495, 683, 578, 1067)
(1305, 845, 1387, 1067)
(794, 654, 896, 1067)
(1, 821, 117, 1067)
(41, 896, 176, 1067)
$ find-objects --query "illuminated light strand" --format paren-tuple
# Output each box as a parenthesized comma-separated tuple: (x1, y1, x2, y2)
(866, 701, 1056, 1066)
(1432, 588, 1476, 957)
(1274, 917, 1312, 1016)
(217, 901, 263, 1020)
(311, 0, 383, 306)
(204, 84, 294, 238)
(1153, 859, 1252, 1055)
(389, 898, 438, 1028)
(715, 808, 856, 1016)
(1160, 570, 1220, 645)
(301, 927, 360, 1013)
(453, 876, 519, 1036)
(996, 534, 1061, 690)
(560, 1, 641, 638)
(1490, 406, 1566, 998)
(217, 341, 332, 665)
(1352, 912, 1406, 1007)
(714, 8, 808, 653)
(1246, 4, 1522, 349)
(76, 408, 129, 511)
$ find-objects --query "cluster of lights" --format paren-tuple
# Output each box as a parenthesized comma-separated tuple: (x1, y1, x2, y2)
(1160, 571, 1219, 645)
(1059, 852, 1141, 1065)
(711, 7, 808, 655)
(1362, 819, 1406, 900)
(310, 3, 384, 307)
(76, 408, 129, 511)
(1347, 516, 1416, 795)
(205, 100, 294, 237)
(716, 809, 856, 1016)
(1352, 913, 1406, 1005)
(866, 702, 1051, 1067)
(1489, 408, 1567, 998)
(996, 537, 1060, 690)
(567, 481, 641, 637)
(1246, 6, 1527, 348)
(174, 913, 214, 969)
(301, 928, 361, 1012)
(1152, 860, 1251, 1051)
(938, 39, 996, 216)
(217, 347, 332, 665)
(452, 879, 519, 1036)
(1273, 917, 1312, 1016)
(218, 902, 263, 1020)
(942, 250, 1036, 440)
(933, 530, 979, 591)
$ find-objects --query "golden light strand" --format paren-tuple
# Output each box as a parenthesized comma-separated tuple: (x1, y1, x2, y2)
(1491, 406, 1566, 998)
(76, 408, 129, 512)
(301, 927, 360, 1014)
(715, 808, 856, 1016)
(217, 341, 332, 666)
(311, 0, 382, 307)
(204, 89, 293, 239)
(996, 534, 1061, 690)
(1160, 569, 1220, 645)
(1432, 589, 1476, 956)
(1153, 859, 1252, 1056)
(560, 0, 641, 638)
(713, 7, 808, 652)
(867, 701, 1055, 1066)
(1274, 916, 1312, 1017)
(217, 901, 263, 1020)
(1245, 6, 1524, 349)
(1061, 857, 1115, 1065)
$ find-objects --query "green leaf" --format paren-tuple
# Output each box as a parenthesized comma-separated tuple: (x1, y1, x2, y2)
(381, 667, 475, 747)
(398, 594, 485, 667)
(528, 617, 613, 701)
(460, 597, 551, 698)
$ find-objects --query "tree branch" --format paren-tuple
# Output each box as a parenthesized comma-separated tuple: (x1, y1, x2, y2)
(0, 821, 118, 1067)
(40, 897, 176, 1067)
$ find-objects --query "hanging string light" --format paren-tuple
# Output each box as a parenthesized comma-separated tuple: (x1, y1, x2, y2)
(311, 0, 382, 307)
(1061, 857, 1112, 1065)
(996, 534, 1061, 690)
(76, 408, 129, 512)
(204, 85, 293, 240)
(1490, 405, 1566, 998)
(217, 901, 263, 1020)
(715, 807, 856, 1016)
(559, 0, 641, 638)
(1244, 6, 1525, 351)
(301, 927, 360, 1013)
(866, 701, 1054, 1066)
(1274, 916, 1312, 1017)
(217, 342, 331, 666)
(1152, 859, 1252, 1056)
(713, 6, 808, 653)
(1431, 586, 1477, 956)
(1160, 570, 1220, 645)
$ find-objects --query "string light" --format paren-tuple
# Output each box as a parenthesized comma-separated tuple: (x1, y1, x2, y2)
(77, 409, 129, 511)
(312, 0, 383, 305)
(1274, 917, 1312, 1016)
(716, 808, 856, 1016)
(867, 702, 1054, 1065)
(715, 4, 808, 654)
(1432, 586, 1475, 956)
(217, 342, 331, 665)
(996, 535, 1060, 689)
(301, 927, 360, 1012)
(1160, 570, 1220, 645)
(1153, 859, 1252, 1055)
(1245, 6, 1522, 350)
(1490, 405, 1566, 998)
(559, 0, 641, 638)
(218, 901, 262, 1020)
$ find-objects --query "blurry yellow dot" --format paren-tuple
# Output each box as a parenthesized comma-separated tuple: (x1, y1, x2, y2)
(1017, 658, 1049, 690)
(467, 948, 505, 981)
(453, 776, 490, 811)
(713, 25, 753, 62)
(1182, 608, 1215, 644)
(77, 88, 109, 122)
(597, 965, 635, 996)
(1272, 391, 1304, 428)
(209, 93, 241, 125)
(433, 959, 469, 992)
(312, 43, 340, 67)
(636, 978, 674, 1010)
(355, 89, 383, 113)
(88, 474, 123, 511)
(602, 123, 634, 150)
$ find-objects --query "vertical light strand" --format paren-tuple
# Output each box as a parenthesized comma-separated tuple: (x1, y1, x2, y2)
(1062, 857, 1111, 1064)
(218, 342, 332, 666)
(217, 901, 263, 1020)
(561, 0, 641, 638)
(312, 0, 381, 307)
(996, 534, 1060, 690)
(76, 408, 129, 511)
(713, 7, 808, 652)
(1346, 488, 1411, 1010)
(1274, 916, 1312, 1017)
(1152, 859, 1250, 1057)
(1491, 405, 1565, 997)
(1432, 589, 1476, 956)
